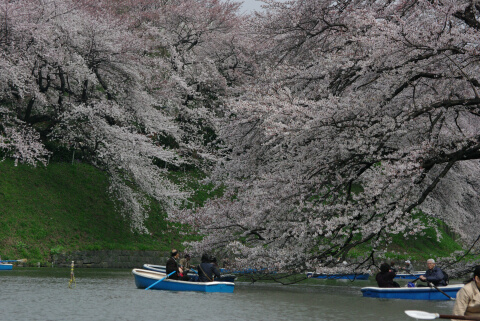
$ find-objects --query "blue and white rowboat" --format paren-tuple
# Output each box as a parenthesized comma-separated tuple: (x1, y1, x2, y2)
(306, 272, 370, 280)
(0, 264, 13, 271)
(132, 268, 234, 293)
(143, 264, 167, 273)
(361, 284, 464, 300)
(394, 271, 426, 279)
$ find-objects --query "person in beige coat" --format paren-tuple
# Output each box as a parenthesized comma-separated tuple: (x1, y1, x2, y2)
(452, 265, 480, 319)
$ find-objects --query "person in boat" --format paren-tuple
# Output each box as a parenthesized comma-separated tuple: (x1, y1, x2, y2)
(210, 256, 226, 281)
(401, 260, 414, 274)
(211, 256, 219, 269)
(376, 263, 400, 288)
(418, 258, 447, 286)
(166, 249, 189, 281)
(390, 261, 398, 273)
(197, 253, 221, 282)
(179, 253, 191, 273)
(452, 265, 480, 320)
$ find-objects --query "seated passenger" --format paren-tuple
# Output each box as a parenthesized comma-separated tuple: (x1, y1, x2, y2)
(179, 253, 191, 274)
(376, 263, 400, 288)
(453, 265, 480, 318)
(197, 253, 221, 282)
(166, 249, 189, 281)
(390, 261, 398, 273)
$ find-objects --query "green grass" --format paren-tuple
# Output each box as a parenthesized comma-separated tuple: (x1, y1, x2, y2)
(347, 214, 464, 263)
(0, 159, 204, 265)
(384, 217, 463, 261)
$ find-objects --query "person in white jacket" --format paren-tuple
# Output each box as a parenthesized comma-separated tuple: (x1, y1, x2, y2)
(453, 265, 480, 319)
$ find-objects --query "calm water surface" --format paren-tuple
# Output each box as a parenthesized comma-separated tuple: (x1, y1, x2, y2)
(0, 268, 456, 321)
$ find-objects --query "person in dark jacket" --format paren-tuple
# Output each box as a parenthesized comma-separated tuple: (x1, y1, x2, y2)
(166, 249, 188, 280)
(376, 263, 400, 288)
(419, 258, 446, 286)
(197, 253, 221, 282)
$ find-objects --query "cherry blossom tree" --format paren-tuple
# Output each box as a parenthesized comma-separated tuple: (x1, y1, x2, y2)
(0, 0, 245, 231)
(171, 0, 480, 277)
(4, 0, 479, 279)
(125, 0, 250, 144)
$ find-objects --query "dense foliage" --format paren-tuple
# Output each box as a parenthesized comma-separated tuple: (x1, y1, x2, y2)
(2, 0, 480, 276)
(171, 0, 480, 275)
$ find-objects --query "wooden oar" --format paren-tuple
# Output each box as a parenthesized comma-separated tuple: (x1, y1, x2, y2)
(145, 271, 176, 290)
(428, 282, 455, 300)
(405, 310, 480, 320)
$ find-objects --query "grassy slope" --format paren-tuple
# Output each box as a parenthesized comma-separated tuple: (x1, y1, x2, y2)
(386, 219, 463, 261)
(348, 228, 464, 264)
(0, 160, 465, 265)
(0, 160, 196, 264)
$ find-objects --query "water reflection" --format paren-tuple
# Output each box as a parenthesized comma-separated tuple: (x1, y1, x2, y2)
(0, 268, 455, 321)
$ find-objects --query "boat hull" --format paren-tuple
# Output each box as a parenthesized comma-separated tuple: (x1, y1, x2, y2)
(307, 272, 370, 280)
(0, 264, 13, 270)
(132, 269, 234, 293)
(361, 284, 463, 300)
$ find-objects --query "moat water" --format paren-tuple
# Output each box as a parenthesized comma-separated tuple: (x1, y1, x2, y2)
(0, 268, 456, 321)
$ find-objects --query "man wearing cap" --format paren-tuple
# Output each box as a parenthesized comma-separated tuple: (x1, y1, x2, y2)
(402, 260, 414, 274)
(166, 249, 184, 280)
(419, 258, 446, 286)
(452, 265, 480, 320)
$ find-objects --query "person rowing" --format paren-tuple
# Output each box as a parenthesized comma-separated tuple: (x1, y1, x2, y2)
(418, 259, 447, 287)
(401, 260, 415, 274)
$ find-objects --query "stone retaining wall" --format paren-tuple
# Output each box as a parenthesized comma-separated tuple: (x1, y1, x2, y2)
(52, 250, 172, 268)
(47, 250, 414, 270)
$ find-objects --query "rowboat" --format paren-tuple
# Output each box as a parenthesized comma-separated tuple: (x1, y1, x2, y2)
(221, 267, 263, 274)
(361, 284, 464, 300)
(143, 264, 236, 282)
(132, 268, 234, 293)
(394, 271, 426, 279)
(0, 264, 13, 270)
(142, 264, 167, 273)
(306, 272, 370, 280)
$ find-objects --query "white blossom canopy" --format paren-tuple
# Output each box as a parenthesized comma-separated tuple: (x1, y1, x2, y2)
(171, 0, 480, 275)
